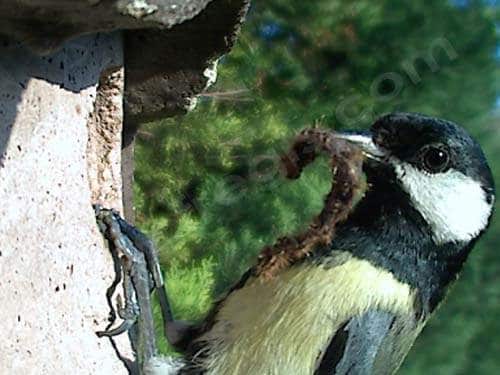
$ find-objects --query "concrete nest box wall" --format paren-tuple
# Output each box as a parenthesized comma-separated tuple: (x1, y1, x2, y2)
(0, 1, 249, 373)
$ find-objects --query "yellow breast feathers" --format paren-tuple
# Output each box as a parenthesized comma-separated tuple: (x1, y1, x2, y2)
(195, 252, 416, 375)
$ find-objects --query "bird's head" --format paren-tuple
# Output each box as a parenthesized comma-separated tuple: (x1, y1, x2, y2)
(338, 112, 495, 245)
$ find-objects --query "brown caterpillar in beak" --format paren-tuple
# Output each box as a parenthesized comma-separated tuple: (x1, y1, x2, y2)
(255, 128, 365, 280)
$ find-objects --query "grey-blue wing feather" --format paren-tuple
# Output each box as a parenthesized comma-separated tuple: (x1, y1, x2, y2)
(315, 310, 422, 375)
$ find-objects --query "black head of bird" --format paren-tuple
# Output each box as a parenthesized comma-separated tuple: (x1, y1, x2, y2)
(336, 112, 495, 287)
(177, 112, 495, 375)
(340, 112, 495, 246)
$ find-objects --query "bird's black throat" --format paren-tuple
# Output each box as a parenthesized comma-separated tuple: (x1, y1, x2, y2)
(319, 162, 473, 314)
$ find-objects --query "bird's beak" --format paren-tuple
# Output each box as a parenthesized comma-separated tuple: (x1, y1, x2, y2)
(335, 131, 386, 161)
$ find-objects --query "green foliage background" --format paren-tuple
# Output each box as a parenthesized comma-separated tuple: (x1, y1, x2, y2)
(135, 0, 500, 372)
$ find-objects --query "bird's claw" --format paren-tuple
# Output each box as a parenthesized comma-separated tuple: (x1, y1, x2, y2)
(94, 206, 180, 372)
(95, 206, 160, 367)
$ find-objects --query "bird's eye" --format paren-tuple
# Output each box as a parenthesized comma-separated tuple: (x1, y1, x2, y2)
(420, 145, 450, 173)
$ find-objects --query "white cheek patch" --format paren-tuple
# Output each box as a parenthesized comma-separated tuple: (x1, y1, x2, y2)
(393, 162, 494, 244)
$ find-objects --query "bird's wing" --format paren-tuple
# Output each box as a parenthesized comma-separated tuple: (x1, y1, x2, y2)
(315, 309, 424, 375)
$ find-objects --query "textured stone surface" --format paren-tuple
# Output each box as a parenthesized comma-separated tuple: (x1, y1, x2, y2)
(87, 66, 125, 207)
(124, 0, 250, 122)
(0, 33, 131, 374)
(0, 1, 250, 371)
(0, 0, 212, 54)
(0, 0, 249, 123)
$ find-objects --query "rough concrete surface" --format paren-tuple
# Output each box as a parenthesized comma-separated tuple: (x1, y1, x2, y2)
(87, 66, 125, 207)
(124, 0, 250, 123)
(0, 0, 250, 223)
(0, 0, 250, 123)
(0, 33, 131, 374)
(0, 0, 212, 54)
(0, 0, 250, 372)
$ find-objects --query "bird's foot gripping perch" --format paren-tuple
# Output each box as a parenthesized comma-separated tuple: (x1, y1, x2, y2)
(94, 206, 183, 374)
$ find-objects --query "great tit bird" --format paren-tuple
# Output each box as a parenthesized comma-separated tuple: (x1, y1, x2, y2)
(169, 112, 495, 375)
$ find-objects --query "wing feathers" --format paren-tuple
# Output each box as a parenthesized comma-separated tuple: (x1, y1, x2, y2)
(315, 310, 422, 375)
